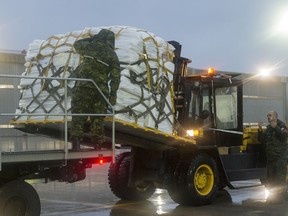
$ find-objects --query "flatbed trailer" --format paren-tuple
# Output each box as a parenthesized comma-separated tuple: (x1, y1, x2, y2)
(0, 148, 113, 216)
(105, 118, 196, 149)
(0, 74, 116, 216)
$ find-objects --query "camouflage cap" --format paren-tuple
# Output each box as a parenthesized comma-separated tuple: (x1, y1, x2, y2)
(91, 29, 115, 49)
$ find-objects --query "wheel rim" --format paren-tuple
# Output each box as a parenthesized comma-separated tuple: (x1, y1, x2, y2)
(135, 181, 152, 192)
(194, 164, 214, 196)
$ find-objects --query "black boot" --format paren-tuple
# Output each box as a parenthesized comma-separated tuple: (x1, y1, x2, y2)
(71, 137, 80, 151)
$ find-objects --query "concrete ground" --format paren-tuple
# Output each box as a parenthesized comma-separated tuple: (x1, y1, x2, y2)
(34, 154, 288, 216)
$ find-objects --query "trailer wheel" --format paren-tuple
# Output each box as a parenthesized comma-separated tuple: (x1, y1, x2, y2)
(167, 159, 190, 204)
(0, 180, 41, 216)
(118, 155, 156, 200)
(108, 152, 131, 198)
(168, 154, 219, 206)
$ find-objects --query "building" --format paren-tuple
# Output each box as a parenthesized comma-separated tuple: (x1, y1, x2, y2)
(241, 74, 287, 125)
(0, 50, 25, 124)
(0, 50, 25, 151)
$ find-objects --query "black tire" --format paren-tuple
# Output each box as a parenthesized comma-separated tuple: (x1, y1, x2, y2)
(118, 155, 156, 200)
(0, 180, 41, 216)
(218, 170, 227, 190)
(168, 154, 219, 206)
(167, 159, 190, 204)
(108, 152, 131, 198)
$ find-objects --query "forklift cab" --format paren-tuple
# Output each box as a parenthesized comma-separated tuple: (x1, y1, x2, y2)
(178, 71, 243, 147)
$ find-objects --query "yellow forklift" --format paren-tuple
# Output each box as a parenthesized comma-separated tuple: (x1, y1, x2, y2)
(107, 41, 267, 206)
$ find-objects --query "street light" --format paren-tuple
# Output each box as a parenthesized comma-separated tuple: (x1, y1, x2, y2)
(258, 68, 271, 77)
(241, 68, 271, 84)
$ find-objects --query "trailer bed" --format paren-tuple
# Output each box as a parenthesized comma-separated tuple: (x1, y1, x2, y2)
(1, 149, 112, 164)
(105, 118, 196, 150)
(2, 117, 196, 165)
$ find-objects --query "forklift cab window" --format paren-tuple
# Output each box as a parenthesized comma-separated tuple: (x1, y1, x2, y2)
(215, 86, 238, 129)
(188, 88, 210, 128)
(202, 89, 211, 128)
(188, 90, 200, 124)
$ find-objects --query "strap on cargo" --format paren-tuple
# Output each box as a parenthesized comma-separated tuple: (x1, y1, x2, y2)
(115, 63, 174, 129)
(83, 55, 110, 67)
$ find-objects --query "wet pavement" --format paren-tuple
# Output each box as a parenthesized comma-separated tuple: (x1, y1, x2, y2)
(34, 152, 288, 216)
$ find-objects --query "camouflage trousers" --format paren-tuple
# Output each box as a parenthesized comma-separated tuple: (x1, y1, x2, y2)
(266, 158, 287, 193)
(70, 86, 108, 144)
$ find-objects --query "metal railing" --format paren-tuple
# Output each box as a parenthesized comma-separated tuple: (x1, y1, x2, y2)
(0, 74, 116, 168)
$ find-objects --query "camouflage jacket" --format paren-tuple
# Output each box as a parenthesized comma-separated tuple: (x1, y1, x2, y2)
(258, 119, 288, 160)
(73, 29, 120, 98)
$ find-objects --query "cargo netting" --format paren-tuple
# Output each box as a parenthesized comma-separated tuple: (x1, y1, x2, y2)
(14, 26, 176, 134)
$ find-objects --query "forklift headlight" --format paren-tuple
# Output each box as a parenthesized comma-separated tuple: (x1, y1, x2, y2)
(186, 129, 199, 137)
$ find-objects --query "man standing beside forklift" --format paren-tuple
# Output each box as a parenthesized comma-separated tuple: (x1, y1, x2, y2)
(258, 110, 288, 203)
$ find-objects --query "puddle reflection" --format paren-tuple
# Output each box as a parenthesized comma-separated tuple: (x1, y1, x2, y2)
(109, 189, 234, 216)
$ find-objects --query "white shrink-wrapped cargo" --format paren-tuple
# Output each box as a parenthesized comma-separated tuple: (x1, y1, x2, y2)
(14, 26, 176, 134)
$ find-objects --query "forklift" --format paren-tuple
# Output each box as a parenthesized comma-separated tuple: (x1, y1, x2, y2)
(107, 41, 267, 206)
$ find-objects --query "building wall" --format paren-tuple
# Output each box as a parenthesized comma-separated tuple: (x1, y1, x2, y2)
(0, 51, 67, 152)
(240, 74, 287, 125)
(0, 51, 25, 123)
(0, 51, 25, 125)
(0, 51, 26, 151)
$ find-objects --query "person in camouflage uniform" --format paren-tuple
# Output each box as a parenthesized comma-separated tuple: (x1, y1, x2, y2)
(258, 111, 288, 202)
(70, 29, 120, 150)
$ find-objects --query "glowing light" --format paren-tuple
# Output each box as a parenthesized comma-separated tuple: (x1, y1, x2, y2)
(156, 206, 166, 215)
(99, 159, 103, 165)
(264, 188, 270, 200)
(155, 189, 163, 195)
(208, 67, 215, 76)
(274, 9, 288, 35)
(262, 8, 288, 42)
(0, 84, 14, 89)
(241, 67, 274, 84)
(0, 124, 14, 128)
(187, 130, 194, 136)
(259, 68, 270, 77)
(187, 129, 199, 137)
(155, 193, 166, 215)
